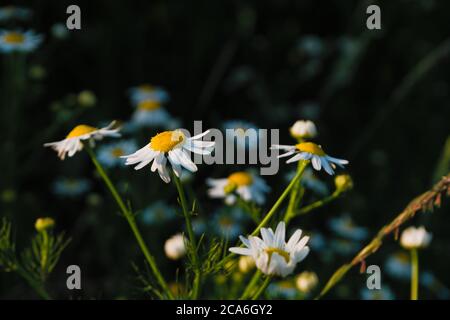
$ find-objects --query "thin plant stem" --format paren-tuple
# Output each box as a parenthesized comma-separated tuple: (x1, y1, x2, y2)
(284, 161, 306, 223)
(16, 266, 52, 300)
(316, 174, 450, 299)
(251, 160, 308, 236)
(173, 174, 201, 299)
(84, 144, 174, 299)
(295, 190, 342, 216)
(239, 270, 262, 300)
(251, 276, 272, 300)
(411, 249, 419, 300)
(216, 161, 309, 270)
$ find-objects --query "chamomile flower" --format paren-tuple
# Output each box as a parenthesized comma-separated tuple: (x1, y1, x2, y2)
(130, 99, 172, 128)
(52, 177, 91, 198)
(139, 201, 177, 226)
(97, 140, 137, 168)
(328, 215, 368, 241)
(0, 6, 32, 22)
(400, 226, 432, 250)
(129, 84, 170, 104)
(223, 120, 259, 149)
(272, 142, 348, 175)
(207, 171, 270, 205)
(44, 121, 121, 160)
(122, 129, 214, 183)
(360, 286, 395, 300)
(0, 30, 43, 53)
(229, 222, 310, 277)
(164, 234, 187, 260)
(289, 120, 317, 140)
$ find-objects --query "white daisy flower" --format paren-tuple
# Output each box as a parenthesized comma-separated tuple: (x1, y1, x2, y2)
(44, 121, 121, 160)
(164, 233, 187, 260)
(129, 84, 170, 104)
(122, 129, 214, 183)
(289, 120, 317, 139)
(207, 171, 270, 205)
(400, 226, 432, 250)
(272, 141, 348, 175)
(229, 222, 310, 277)
(130, 99, 172, 128)
(0, 29, 42, 53)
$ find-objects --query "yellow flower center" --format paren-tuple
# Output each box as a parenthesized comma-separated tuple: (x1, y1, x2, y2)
(150, 130, 185, 152)
(138, 99, 161, 111)
(111, 148, 124, 157)
(227, 172, 253, 186)
(66, 125, 97, 138)
(296, 142, 325, 156)
(265, 247, 290, 263)
(139, 84, 155, 92)
(3, 32, 25, 44)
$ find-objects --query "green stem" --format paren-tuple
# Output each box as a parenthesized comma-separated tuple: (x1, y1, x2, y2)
(40, 230, 49, 280)
(84, 144, 174, 299)
(16, 266, 52, 300)
(239, 270, 262, 299)
(284, 161, 305, 223)
(173, 174, 201, 299)
(216, 161, 309, 270)
(295, 190, 341, 216)
(411, 249, 419, 300)
(251, 276, 272, 300)
(251, 160, 308, 237)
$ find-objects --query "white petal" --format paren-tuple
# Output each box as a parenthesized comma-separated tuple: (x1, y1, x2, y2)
(229, 247, 252, 255)
(311, 155, 322, 170)
(189, 130, 210, 140)
(174, 149, 198, 172)
(286, 229, 303, 251)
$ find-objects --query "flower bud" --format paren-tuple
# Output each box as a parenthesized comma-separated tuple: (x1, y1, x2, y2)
(334, 174, 353, 192)
(400, 226, 432, 250)
(35, 217, 55, 232)
(289, 120, 317, 139)
(296, 271, 318, 293)
(164, 233, 187, 260)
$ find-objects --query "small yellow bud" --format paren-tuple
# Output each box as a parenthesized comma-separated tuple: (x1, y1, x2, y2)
(334, 174, 353, 192)
(35, 217, 55, 232)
